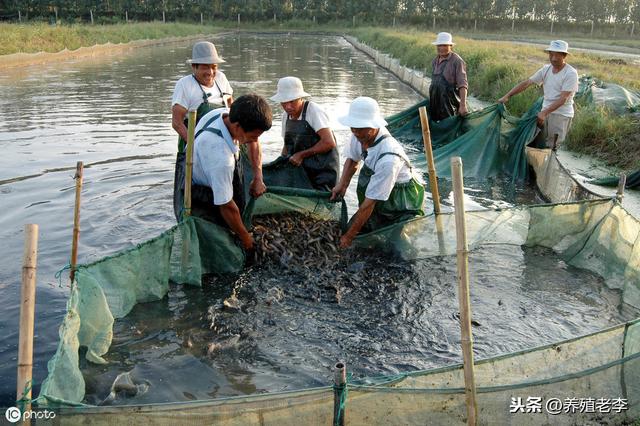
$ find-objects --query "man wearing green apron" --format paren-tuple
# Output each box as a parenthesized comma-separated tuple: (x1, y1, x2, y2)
(428, 32, 468, 121)
(171, 41, 265, 220)
(330, 97, 425, 248)
(270, 76, 339, 190)
(189, 94, 272, 251)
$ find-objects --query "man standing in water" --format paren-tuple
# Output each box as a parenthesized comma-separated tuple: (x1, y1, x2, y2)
(330, 97, 425, 248)
(190, 94, 272, 250)
(171, 41, 265, 221)
(429, 32, 468, 121)
(498, 40, 579, 150)
(271, 76, 339, 190)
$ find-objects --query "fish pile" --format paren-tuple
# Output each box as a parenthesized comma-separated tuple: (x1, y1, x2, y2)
(251, 213, 342, 269)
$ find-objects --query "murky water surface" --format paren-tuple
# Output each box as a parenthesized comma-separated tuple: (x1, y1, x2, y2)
(0, 33, 634, 406)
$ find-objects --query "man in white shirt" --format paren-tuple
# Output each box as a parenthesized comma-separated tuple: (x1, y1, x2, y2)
(498, 40, 579, 150)
(330, 97, 425, 248)
(172, 41, 234, 152)
(188, 94, 272, 251)
(270, 76, 339, 189)
(172, 42, 265, 221)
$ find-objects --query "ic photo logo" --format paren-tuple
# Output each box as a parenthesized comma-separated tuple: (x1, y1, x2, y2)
(5, 407, 21, 423)
(4, 406, 56, 423)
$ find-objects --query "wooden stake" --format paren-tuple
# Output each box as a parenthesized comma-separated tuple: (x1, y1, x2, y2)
(200, 13, 203, 25)
(333, 361, 347, 426)
(616, 174, 626, 203)
(451, 157, 477, 426)
(419, 106, 441, 214)
(89, 9, 93, 25)
(183, 111, 197, 218)
(17, 224, 38, 420)
(125, 10, 128, 23)
(70, 162, 83, 284)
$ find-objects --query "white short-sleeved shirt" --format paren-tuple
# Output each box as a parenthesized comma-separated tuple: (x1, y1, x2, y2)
(343, 129, 418, 202)
(172, 71, 233, 112)
(530, 64, 579, 117)
(192, 108, 238, 206)
(280, 100, 331, 138)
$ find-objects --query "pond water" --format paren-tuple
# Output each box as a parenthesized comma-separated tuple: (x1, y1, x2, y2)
(0, 33, 633, 407)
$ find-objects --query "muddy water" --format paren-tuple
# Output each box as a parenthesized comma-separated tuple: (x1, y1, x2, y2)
(82, 244, 637, 404)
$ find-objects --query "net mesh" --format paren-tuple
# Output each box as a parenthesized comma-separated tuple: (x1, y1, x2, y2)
(35, 94, 640, 423)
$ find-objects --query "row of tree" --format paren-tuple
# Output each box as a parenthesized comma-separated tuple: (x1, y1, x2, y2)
(1, 0, 639, 27)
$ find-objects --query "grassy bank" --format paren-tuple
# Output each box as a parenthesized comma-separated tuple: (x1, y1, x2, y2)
(349, 27, 640, 170)
(0, 22, 222, 55)
(2, 21, 638, 169)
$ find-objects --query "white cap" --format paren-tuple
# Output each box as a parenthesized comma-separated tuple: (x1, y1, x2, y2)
(544, 40, 570, 54)
(432, 32, 455, 46)
(270, 77, 310, 103)
(187, 41, 226, 65)
(338, 97, 388, 129)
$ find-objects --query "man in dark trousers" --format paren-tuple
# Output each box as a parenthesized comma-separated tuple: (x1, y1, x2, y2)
(429, 32, 468, 121)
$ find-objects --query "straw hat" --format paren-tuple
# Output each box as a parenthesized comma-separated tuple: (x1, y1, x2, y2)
(544, 40, 570, 54)
(187, 41, 226, 65)
(432, 32, 455, 46)
(338, 97, 388, 129)
(270, 77, 310, 103)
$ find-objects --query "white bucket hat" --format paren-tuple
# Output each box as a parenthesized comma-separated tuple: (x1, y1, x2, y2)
(338, 97, 388, 129)
(187, 41, 226, 65)
(270, 77, 310, 103)
(432, 32, 455, 46)
(544, 40, 570, 54)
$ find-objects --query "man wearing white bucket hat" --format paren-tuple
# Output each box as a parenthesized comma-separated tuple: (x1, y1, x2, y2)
(429, 32, 468, 121)
(172, 41, 266, 221)
(330, 97, 425, 248)
(271, 76, 339, 189)
(498, 40, 579, 150)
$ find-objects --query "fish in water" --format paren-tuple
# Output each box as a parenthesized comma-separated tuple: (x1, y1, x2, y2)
(252, 213, 342, 269)
(100, 371, 150, 405)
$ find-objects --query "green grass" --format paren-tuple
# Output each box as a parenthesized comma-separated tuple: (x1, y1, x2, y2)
(566, 105, 640, 170)
(2, 21, 638, 170)
(349, 27, 640, 170)
(0, 22, 221, 55)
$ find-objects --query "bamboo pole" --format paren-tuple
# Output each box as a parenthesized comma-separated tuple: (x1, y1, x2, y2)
(616, 174, 626, 203)
(451, 157, 478, 426)
(333, 361, 347, 426)
(419, 106, 441, 214)
(70, 161, 83, 284)
(435, 213, 446, 254)
(17, 224, 38, 421)
(183, 111, 197, 218)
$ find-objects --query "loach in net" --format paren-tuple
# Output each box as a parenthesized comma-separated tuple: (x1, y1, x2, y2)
(36, 198, 640, 424)
(35, 97, 640, 424)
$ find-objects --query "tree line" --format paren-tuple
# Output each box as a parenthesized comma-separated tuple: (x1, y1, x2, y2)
(1, 0, 639, 29)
